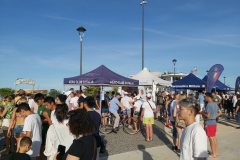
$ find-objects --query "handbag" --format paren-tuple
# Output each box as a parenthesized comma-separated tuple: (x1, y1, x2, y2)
(176, 116, 186, 129)
(100, 137, 106, 153)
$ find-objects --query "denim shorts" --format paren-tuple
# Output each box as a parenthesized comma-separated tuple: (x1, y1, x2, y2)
(13, 125, 24, 137)
(123, 109, 131, 114)
(101, 108, 109, 113)
(171, 121, 178, 138)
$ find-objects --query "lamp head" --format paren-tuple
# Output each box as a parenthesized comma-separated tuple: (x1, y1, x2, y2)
(76, 26, 86, 33)
(172, 59, 177, 65)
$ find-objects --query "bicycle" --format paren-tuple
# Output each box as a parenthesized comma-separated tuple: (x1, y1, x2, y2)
(100, 112, 140, 135)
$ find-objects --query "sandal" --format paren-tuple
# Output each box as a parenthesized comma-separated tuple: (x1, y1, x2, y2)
(143, 138, 150, 142)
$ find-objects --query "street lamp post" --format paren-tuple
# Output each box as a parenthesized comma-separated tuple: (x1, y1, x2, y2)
(77, 26, 86, 90)
(172, 59, 177, 91)
(223, 76, 226, 84)
(140, 0, 147, 70)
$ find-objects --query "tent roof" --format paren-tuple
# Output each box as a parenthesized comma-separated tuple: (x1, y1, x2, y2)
(130, 68, 172, 86)
(172, 73, 206, 89)
(63, 65, 139, 87)
(202, 75, 233, 91)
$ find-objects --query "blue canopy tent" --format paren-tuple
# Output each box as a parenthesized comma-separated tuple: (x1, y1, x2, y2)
(202, 75, 234, 91)
(64, 65, 139, 87)
(171, 73, 207, 90)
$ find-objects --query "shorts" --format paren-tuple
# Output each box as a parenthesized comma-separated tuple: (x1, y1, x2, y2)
(2, 119, 10, 130)
(42, 133, 46, 145)
(237, 112, 240, 123)
(224, 105, 228, 110)
(123, 109, 131, 114)
(159, 105, 165, 112)
(101, 108, 109, 113)
(156, 105, 161, 112)
(13, 125, 24, 136)
(227, 107, 233, 113)
(204, 124, 217, 137)
(143, 117, 154, 124)
(171, 121, 178, 138)
(134, 111, 140, 117)
(200, 104, 205, 112)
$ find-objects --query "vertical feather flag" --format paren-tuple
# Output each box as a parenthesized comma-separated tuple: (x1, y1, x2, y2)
(207, 64, 224, 92)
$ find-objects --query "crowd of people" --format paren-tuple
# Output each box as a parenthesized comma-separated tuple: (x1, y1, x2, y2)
(0, 88, 239, 160)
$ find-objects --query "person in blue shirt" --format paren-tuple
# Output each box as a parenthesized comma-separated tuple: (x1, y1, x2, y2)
(109, 92, 126, 133)
(199, 92, 205, 120)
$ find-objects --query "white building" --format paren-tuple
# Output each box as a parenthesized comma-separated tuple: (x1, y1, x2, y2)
(161, 71, 189, 83)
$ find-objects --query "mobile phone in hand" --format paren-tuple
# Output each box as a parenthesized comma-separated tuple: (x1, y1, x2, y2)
(57, 145, 66, 160)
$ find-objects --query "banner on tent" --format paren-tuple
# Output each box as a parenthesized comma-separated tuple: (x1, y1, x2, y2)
(139, 79, 152, 85)
(16, 78, 35, 86)
(235, 77, 240, 94)
(207, 64, 224, 92)
(172, 85, 205, 88)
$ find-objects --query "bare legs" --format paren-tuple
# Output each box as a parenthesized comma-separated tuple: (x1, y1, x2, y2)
(176, 128, 182, 150)
(145, 124, 153, 141)
(2, 130, 14, 155)
(208, 136, 219, 157)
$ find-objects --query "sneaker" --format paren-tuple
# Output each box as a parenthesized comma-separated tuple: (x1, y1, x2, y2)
(112, 128, 117, 133)
(177, 149, 180, 153)
(165, 124, 169, 127)
(172, 146, 175, 150)
(170, 123, 172, 126)
(175, 146, 178, 151)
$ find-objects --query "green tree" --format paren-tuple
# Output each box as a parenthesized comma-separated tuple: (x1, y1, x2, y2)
(0, 88, 15, 97)
(48, 90, 61, 99)
(112, 87, 119, 93)
(83, 86, 100, 97)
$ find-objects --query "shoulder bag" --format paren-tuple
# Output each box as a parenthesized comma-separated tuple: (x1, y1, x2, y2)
(53, 124, 66, 160)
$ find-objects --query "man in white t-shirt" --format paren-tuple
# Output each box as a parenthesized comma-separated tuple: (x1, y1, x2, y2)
(178, 98, 208, 160)
(16, 103, 42, 160)
(44, 96, 57, 124)
(121, 92, 133, 128)
(140, 93, 156, 142)
(70, 92, 79, 110)
(133, 96, 143, 132)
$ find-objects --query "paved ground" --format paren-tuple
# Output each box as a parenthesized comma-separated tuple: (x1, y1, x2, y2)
(0, 113, 239, 160)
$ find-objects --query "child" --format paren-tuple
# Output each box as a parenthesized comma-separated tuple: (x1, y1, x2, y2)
(8, 137, 32, 160)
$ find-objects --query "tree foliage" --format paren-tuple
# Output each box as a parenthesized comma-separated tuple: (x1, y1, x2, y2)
(83, 86, 100, 97)
(0, 88, 15, 97)
(48, 90, 61, 99)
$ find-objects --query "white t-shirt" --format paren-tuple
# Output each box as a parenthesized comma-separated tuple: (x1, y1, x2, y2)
(233, 95, 237, 107)
(134, 100, 143, 112)
(121, 96, 132, 110)
(142, 100, 156, 117)
(23, 114, 42, 157)
(70, 97, 79, 109)
(29, 99, 38, 114)
(44, 120, 74, 160)
(170, 100, 177, 122)
(180, 122, 208, 160)
(51, 110, 58, 124)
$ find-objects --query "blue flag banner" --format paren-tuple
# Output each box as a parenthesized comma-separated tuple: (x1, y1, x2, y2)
(235, 77, 240, 94)
(207, 64, 224, 92)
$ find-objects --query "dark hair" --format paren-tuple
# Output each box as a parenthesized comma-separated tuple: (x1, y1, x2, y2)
(178, 97, 200, 116)
(57, 94, 67, 103)
(84, 96, 95, 108)
(111, 91, 115, 95)
(17, 103, 31, 112)
(68, 108, 95, 136)
(55, 104, 68, 123)
(34, 93, 44, 103)
(20, 137, 32, 147)
(44, 96, 55, 104)
(237, 94, 240, 98)
(167, 95, 172, 101)
(106, 91, 109, 94)
(205, 92, 213, 98)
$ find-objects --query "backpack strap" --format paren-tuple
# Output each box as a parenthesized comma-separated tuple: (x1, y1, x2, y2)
(147, 101, 153, 110)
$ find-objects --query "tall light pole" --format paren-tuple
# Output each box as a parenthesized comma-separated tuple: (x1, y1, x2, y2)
(172, 59, 177, 91)
(77, 26, 86, 90)
(223, 76, 226, 84)
(140, 0, 147, 70)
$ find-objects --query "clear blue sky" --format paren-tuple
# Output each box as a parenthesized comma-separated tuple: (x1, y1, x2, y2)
(0, 0, 239, 91)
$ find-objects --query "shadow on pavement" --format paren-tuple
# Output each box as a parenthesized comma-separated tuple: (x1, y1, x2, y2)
(138, 144, 153, 160)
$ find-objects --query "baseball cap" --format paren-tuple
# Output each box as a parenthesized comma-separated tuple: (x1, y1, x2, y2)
(135, 96, 140, 99)
(116, 92, 121, 96)
(212, 92, 216, 94)
(146, 93, 151, 98)
(19, 90, 26, 95)
(124, 92, 128, 94)
(205, 92, 213, 98)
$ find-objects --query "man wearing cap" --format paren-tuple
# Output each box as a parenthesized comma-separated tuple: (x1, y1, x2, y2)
(133, 96, 143, 132)
(140, 93, 157, 141)
(201, 92, 222, 158)
(109, 92, 127, 133)
(121, 92, 133, 128)
(15, 90, 26, 106)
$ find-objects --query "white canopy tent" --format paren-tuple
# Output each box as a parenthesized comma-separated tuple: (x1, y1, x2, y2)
(130, 68, 172, 102)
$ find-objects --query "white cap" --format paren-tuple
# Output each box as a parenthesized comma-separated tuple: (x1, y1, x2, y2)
(237, 92, 240, 94)
(136, 96, 140, 99)
(146, 93, 152, 98)
(124, 92, 128, 94)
